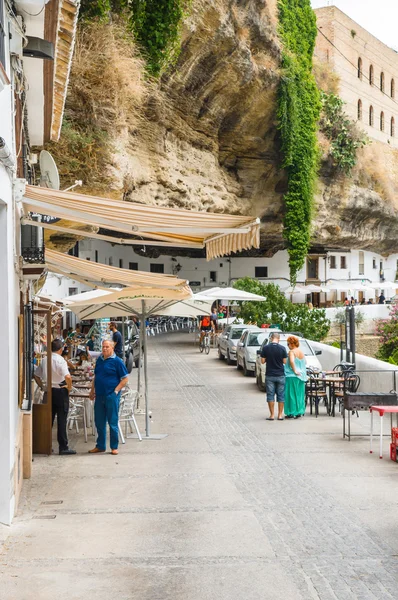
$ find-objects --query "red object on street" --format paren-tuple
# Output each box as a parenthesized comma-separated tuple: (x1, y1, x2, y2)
(370, 406, 398, 459)
(392, 427, 398, 444)
(390, 443, 397, 462)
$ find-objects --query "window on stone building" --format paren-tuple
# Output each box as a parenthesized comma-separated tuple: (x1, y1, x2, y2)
(380, 111, 384, 131)
(357, 99, 362, 120)
(150, 263, 164, 273)
(95, 250, 98, 262)
(373, 258, 377, 269)
(129, 262, 138, 270)
(359, 251, 364, 275)
(209, 271, 217, 282)
(119, 259, 123, 269)
(340, 256, 347, 269)
(108, 256, 113, 266)
(330, 256, 336, 269)
(391, 78, 395, 99)
(369, 105, 374, 126)
(380, 71, 385, 92)
(357, 57, 362, 80)
(255, 266, 268, 278)
(391, 117, 395, 137)
(369, 64, 374, 86)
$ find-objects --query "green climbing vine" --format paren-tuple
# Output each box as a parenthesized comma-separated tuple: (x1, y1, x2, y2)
(79, 0, 190, 77)
(277, 0, 321, 284)
(320, 92, 368, 174)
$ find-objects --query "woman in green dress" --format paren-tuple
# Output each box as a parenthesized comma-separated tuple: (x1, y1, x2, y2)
(284, 336, 307, 419)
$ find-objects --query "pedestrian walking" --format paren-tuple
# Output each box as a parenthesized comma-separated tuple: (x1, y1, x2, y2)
(34, 339, 76, 455)
(260, 332, 287, 421)
(109, 321, 123, 358)
(284, 336, 307, 419)
(89, 340, 129, 455)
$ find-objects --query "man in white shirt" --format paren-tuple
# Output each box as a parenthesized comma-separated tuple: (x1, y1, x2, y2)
(34, 339, 76, 455)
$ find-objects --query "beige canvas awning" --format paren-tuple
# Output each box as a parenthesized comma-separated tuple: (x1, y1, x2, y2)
(45, 248, 190, 290)
(22, 185, 260, 259)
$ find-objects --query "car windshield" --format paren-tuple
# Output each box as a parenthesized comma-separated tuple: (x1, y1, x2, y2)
(247, 332, 268, 347)
(279, 339, 313, 356)
(231, 328, 247, 339)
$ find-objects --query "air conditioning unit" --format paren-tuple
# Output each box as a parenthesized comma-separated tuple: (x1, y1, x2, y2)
(23, 37, 54, 60)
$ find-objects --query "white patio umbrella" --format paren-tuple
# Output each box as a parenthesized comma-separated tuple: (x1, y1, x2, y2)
(157, 296, 213, 318)
(62, 289, 116, 304)
(67, 285, 192, 440)
(194, 286, 266, 324)
(368, 281, 397, 290)
(194, 287, 267, 301)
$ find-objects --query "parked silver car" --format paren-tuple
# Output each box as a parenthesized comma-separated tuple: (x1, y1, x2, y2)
(218, 324, 259, 365)
(236, 329, 270, 376)
(255, 334, 322, 392)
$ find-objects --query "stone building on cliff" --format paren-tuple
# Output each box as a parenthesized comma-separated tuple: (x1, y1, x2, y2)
(314, 6, 398, 147)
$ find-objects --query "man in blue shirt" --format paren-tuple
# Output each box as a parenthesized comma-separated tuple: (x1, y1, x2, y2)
(109, 321, 123, 359)
(89, 340, 128, 455)
(260, 332, 287, 421)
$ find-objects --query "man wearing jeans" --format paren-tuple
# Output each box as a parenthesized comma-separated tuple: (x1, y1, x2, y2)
(89, 340, 128, 455)
(260, 332, 287, 421)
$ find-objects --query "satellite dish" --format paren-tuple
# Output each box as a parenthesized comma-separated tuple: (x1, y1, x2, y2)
(39, 150, 60, 190)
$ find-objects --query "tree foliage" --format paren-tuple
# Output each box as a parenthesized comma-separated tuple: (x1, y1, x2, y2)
(277, 0, 321, 284)
(233, 278, 330, 342)
(376, 300, 398, 364)
(320, 92, 368, 174)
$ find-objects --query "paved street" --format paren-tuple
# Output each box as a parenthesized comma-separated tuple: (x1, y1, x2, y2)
(2, 332, 398, 599)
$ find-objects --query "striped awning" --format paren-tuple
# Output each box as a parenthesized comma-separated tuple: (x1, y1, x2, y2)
(21, 185, 260, 259)
(45, 248, 189, 290)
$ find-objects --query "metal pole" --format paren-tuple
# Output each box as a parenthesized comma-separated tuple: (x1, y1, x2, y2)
(142, 301, 150, 437)
(349, 306, 356, 367)
(122, 317, 126, 361)
(345, 307, 350, 363)
(136, 317, 144, 410)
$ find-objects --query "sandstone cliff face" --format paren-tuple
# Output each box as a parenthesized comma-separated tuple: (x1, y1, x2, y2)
(50, 0, 398, 256)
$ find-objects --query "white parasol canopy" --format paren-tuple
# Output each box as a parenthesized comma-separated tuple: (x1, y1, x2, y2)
(325, 281, 374, 292)
(194, 287, 266, 302)
(62, 289, 116, 304)
(368, 281, 397, 291)
(67, 285, 192, 440)
(157, 297, 213, 318)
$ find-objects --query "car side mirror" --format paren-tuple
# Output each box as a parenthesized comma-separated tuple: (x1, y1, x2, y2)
(237, 342, 244, 347)
(315, 350, 322, 356)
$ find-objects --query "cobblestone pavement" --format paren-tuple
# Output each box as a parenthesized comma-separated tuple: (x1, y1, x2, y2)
(2, 332, 398, 600)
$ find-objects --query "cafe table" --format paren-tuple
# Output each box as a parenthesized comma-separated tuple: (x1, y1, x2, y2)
(370, 405, 398, 458)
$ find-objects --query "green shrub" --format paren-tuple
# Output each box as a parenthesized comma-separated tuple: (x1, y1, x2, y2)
(320, 92, 368, 174)
(233, 277, 330, 341)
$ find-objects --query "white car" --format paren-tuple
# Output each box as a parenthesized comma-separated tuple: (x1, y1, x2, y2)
(236, 329, 270, 376)
(218, 324, 259, 364)
(255, 334, 323, 392)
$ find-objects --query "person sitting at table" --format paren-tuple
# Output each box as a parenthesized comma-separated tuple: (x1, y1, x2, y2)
(88, 340, 128, 456)
(284, 336, 307, 420)
(86, 334, 96, 355)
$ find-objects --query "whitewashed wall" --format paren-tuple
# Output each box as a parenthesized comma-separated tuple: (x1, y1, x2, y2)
(0, 16, 20, 524)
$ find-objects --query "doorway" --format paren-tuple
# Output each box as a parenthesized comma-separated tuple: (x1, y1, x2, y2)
(307, 258, 319, 280)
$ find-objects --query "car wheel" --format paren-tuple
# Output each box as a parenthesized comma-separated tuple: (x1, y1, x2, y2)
(226, 350, 233, 365)
(257, 372, 265, 392)
(236, 357, 242, 370)
(126, 353, 134, 374)
(218, 347, 224, 360)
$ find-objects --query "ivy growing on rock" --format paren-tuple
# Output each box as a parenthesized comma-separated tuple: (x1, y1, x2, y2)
(130, 0, 190, 77)
(320, 91, 368, 174)
(277, 0, 321, 284)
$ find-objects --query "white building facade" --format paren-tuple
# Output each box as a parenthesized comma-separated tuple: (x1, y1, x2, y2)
(43, 239, 398, 307)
